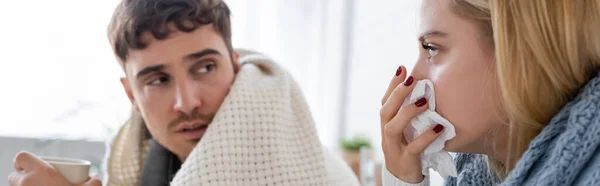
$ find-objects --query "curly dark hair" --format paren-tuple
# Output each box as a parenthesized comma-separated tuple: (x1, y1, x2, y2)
(108, 0, 232, 63)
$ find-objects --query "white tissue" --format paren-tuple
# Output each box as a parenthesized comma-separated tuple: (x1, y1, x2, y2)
(401, 79, 457, 178)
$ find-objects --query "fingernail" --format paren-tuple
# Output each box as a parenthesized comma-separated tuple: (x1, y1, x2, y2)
(414, 97, 427, 107)
(395, 66, 402, 76)
(433, 124, 444, 133)
(404, 76, 414, 86)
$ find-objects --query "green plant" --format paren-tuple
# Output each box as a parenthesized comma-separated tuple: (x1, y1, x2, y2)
(340, 136, 372, 152)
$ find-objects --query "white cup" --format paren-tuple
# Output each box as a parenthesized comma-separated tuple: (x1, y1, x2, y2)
(41, 156, 91, 184)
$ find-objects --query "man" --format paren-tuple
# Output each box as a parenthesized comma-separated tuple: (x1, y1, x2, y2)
(8, 0, 359, 185)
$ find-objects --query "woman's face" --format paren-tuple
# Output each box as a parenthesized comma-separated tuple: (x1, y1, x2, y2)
(412, 0, 506, 154)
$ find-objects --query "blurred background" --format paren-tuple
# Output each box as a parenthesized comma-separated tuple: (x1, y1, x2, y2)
(0, 0, 444, 185)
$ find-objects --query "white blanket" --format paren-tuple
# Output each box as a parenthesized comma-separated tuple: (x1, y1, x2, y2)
(103, 50, 359, 186)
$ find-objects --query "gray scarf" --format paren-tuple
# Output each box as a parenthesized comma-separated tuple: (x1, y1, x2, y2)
(140, 138, 182, 186)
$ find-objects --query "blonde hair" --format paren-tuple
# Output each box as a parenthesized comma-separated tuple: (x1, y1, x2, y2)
(452, 0, 600, 179)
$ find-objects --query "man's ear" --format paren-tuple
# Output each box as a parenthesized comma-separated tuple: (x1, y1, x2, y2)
(120, 77, 139, 112)
(232, 51, 241, 73)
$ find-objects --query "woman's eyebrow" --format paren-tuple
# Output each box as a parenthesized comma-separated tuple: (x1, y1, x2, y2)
(418, 30, 449, 42)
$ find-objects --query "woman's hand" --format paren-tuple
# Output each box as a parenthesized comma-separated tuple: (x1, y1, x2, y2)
(8, 151, 102, 186)
(380, 66, 445, 183)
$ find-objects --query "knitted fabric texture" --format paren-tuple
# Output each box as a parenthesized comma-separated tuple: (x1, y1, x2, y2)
(103, 50, 359, 186)
(444, 154, 499, 186)
(445, 72, 600, 186)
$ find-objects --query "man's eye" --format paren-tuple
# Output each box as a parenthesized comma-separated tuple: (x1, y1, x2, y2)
(196, 63, 215, 74)
(148, 76, 169, 85)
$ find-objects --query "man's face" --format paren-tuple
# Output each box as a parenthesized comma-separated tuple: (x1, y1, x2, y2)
(121, 24, 239, 161)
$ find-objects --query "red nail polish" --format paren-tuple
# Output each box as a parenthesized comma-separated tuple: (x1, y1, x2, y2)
(414, 97, 427, 107)
(404, 76, 414, 86)
(433, 124, 444, 133)
(395, 66, 402, 76)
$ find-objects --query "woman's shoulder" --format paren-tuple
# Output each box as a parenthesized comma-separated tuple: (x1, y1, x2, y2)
(572, 147, 600, 185)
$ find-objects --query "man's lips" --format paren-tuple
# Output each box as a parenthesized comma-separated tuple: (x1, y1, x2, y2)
(177, 125, 208, 140)
(175, 121, 208, 132)
(174, 121, 209, 140)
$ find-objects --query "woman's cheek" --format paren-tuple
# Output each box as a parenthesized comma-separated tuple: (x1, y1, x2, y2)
(430, 64, 472, 123)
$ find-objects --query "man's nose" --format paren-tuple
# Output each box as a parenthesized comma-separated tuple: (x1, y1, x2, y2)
(173, 81, 202, 116)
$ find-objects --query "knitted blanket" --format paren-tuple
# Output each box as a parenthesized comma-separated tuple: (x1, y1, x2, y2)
(446, 72, 600, 186)
(103, 50, 360, 186)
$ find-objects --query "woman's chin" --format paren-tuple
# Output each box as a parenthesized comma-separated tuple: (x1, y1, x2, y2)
(442, 138, 460, 152)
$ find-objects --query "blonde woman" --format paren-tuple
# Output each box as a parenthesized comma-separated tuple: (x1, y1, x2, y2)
(380, 0, 600, 185)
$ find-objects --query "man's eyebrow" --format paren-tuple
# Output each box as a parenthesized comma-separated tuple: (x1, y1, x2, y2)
(136, 64, 164, 80)
(184, 48, 222, 61)
(418, 30, 449, 42)
(134, 49, 220, 79)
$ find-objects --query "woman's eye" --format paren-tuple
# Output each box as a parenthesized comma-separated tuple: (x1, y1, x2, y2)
(148, 76, 169, 85)
(422, 44, 438, 59)
(197, 63, 215, 74)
